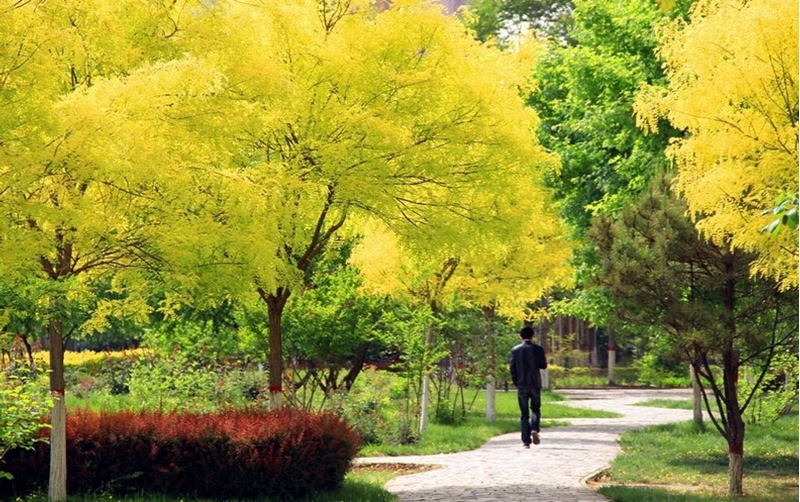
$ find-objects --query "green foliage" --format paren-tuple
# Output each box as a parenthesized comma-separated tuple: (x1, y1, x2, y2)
(143, 298, 258, 363)
(0, 372, 52, 480)
(467, 0, 575, 45)
(530, 0, 681, 233)
(122, 353, 267, 412)
(632, 353, 690, 387)
(522, 0, 693, 336)
(600, 412, 799, 501)
(282, 262, 391, 401)
(740, 352, 798, 426)
(761, 193, 799, 234)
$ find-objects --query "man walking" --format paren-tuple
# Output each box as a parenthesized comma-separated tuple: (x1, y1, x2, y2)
(510, 326, 548, 448)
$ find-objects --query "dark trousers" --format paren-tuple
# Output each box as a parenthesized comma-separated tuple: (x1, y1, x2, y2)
(517, 386, 541, 444)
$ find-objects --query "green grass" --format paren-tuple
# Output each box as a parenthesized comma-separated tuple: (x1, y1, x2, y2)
(634, 398, 694, 410)
(359, 389, 618, 456)
(596, 412, 799, 501)
(598, 486, 737, 501)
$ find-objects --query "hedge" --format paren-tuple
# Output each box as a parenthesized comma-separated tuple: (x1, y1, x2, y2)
(0, 408, 361, 500)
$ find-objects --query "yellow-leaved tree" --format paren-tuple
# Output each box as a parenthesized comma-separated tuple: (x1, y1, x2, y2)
(0, 2, 209, 500)
(351, 169, 573, 428)
(33, 0, 571, 467)
(61, 0, 566, 412)
(635, 0, 799, 291)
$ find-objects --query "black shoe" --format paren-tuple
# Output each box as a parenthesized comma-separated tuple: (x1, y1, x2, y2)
(523, 443, 530, 449)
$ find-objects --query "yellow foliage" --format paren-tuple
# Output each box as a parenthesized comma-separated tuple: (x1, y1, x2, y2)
(3, 0, 571, 332)
(636, 0, 799, 289)
(32, 348, 150, 368)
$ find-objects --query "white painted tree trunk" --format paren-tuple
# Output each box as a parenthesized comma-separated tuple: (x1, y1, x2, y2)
(419, 374, 431, 434)
(485, 376, 496, 422)
(729, 452, 743, 495)
(48, 395, 67, 502)
(540, 368, 550, 390)
(270, 390, 282, 410)
(607, 322, 616, 385)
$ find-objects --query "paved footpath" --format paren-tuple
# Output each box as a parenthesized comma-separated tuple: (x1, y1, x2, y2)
(356, 388, 695, 502)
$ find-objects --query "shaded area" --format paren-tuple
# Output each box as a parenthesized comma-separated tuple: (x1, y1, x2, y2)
(598, 485, 725, 502)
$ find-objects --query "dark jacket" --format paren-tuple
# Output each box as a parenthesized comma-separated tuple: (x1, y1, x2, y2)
(510, 340, 547, 389)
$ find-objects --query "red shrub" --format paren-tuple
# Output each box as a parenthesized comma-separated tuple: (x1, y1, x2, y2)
(0, 408, 362, 500)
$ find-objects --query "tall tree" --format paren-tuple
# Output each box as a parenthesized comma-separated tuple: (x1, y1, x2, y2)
(0, 2, 200, 500)
(62, 0, 560, 410)
(500, 0, 692, 371)
(529, 0, 687, 232)
(635, 0, 799, 290)
(591, 175, 798, 496)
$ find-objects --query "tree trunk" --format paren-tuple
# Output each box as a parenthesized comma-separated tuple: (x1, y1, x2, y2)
(419, 323, 435, 434)
(483, 305, 496, 422)
(48, 320, 66, 502)
(607, 321, 616, 385)
(728, 450, 744, 495)
(539, 299, 550, 390)
(724, 352, 745, 496)
(342, 342, 369, 391)
(264, 289, 289, 411)
(721, 251, 744, 496)
(691, 364, 703, 426)
(485, 375, 496, 423)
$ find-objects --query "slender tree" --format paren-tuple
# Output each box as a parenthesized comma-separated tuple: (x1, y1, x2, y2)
(591, 175, 798, 496)
(60, 0, 560, 410)
(0, 3, 202, 500)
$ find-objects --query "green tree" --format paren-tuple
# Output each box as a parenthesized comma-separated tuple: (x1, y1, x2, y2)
(529, 0, 687, 232)
(467, 0, 575, 45)
(282, 255, 389, 405)
(591, 175, 798, 496)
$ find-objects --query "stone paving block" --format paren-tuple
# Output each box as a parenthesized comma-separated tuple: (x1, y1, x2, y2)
(357, 388, 694, 502)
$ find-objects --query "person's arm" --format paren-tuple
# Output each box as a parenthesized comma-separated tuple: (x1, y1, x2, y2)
(509, 350, 518, 385)
(538, 346, 548, 370)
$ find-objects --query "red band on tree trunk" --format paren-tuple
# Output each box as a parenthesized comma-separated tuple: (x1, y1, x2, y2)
(52, 389, 65, 396)
(268, 385, 282, 392)
(729, 446, 743, 454)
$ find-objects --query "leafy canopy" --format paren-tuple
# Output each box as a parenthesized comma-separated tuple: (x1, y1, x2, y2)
(636, 0, 799, 290)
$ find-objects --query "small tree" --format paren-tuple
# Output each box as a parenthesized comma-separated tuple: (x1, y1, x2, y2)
(591, 175, 798, 496)
(0, 374, 52, 480)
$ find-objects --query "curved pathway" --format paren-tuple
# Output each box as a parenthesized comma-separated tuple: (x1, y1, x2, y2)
(356, 388, 694, 502)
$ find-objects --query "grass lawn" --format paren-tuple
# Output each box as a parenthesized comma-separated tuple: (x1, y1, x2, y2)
(634, 398, 694, 410)
(359, 389, 619, 456)
(593, 412, 799, 501)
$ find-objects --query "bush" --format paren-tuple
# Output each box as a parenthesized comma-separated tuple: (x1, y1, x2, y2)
(0, 408, 361, 500)
(0, 374, 51, 480)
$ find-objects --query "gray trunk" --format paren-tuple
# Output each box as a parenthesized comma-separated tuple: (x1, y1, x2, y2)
(691, 365, 703, 425)
(485, 376, 496, 422)
(419, 324, 435, 433)
(607, 322, 616, 385)
(48, 396, 67, 502)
